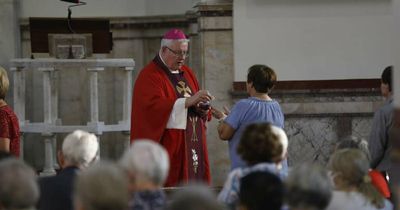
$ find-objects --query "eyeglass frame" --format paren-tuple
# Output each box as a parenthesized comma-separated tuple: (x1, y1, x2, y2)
(165, 46, 189, 58)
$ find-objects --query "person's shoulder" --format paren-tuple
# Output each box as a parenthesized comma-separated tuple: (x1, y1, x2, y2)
(265, 99, 282, 107)
(228, 167, 245, 179)
(382, 100, 394, 113)
(0, 106, 17, 119)
(39, 175, 58, 188)
(374, 102, 393, 118)
(0, 106, 9, 113)
(235, 98, 253, 106)
(139, 61, 161, 75)
(40, 169, 78, 187)
(136, 62, 165, 83)
(0, 107, 7, 117)
(239, 98, 252, 103)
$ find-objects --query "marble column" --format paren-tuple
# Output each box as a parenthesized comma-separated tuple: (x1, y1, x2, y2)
(40, 68, 56, 176)
(0, 0, 21, 95)
(194, 0, 233, 186)
(1, 0, 22, 157)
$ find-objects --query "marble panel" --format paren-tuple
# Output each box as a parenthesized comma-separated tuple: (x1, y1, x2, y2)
(285, 117, 338, 166)
(282, 101, 375, 115)
(351, 117, 373, 140)
(272, 93, 383, 104)
(285, 115, 374, 168)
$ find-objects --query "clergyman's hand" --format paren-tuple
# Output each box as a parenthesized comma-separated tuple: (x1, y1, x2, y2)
(195, 103, 210, 117)
(185, 90, 212, 108)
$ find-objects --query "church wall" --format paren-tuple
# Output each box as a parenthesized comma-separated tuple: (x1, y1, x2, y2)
(19, 0, 200, 18)
(0, 0, 21, 104)
(10, 0, 395, 188)
(234, 0, 393, 81)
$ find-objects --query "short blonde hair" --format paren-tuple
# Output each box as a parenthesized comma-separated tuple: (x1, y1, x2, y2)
(0, 67, 10, 99)
(328, 149, 384, 208)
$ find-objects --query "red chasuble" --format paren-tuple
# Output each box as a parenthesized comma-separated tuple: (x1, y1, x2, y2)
(130, 55, 211, 187)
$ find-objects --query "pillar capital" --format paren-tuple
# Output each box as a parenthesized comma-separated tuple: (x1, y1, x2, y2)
(194, 0, 232, 17)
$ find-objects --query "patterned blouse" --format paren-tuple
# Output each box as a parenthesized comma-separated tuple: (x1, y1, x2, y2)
(0, 105, 20, 157)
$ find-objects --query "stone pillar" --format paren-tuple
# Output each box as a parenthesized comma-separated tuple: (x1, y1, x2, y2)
(88, 67, 103, 158)
(0, 0, 21, 98)
(40, 68, 56, 176)
(0, 0, 22, 157)
(121, 67, 133, 148)
(194, 0, 233, 186)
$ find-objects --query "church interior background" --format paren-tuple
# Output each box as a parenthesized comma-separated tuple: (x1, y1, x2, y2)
(0, 0, 399, 192)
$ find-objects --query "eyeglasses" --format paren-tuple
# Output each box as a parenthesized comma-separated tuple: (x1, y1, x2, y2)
(165, 46, 189, 57)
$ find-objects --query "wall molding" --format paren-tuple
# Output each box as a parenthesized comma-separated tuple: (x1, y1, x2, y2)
(233, 79, 380, 92)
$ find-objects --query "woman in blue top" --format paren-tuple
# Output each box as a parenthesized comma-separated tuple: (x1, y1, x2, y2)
(212, 64, 286, 172)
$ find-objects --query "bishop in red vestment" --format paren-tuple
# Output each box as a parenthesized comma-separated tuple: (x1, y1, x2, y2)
(130, 29, 212, 187)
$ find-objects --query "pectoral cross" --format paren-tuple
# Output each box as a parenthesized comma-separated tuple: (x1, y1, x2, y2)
(176, 81, 192, 97)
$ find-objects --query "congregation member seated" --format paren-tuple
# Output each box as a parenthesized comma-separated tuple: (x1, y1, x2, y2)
(0, 158, 39, 210)
(74, 162, 130, 210)
(218, 122, 288, 209)
(38, 130, 99, 210)
(120, 140, 169, 210)
(238, 171, 284, 210)
(336, 136, 391, 199)
(167, 184, 224, 210)
(285, 163, 332, 210)
(326, 149, 392, 210)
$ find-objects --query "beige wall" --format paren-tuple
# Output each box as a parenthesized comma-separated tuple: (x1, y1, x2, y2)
(234, 0, 393, 81)
(0, 0, 21, 105)
(6, 0, 398, 188)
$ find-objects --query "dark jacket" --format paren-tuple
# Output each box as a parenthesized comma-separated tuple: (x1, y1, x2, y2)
(38, 166, 80, 210)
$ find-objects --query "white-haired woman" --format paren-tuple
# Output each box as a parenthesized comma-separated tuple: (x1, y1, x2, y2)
(120, 139, 170, 210)
(326, 149, 392, 210)
(38, 130, 99, 210)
